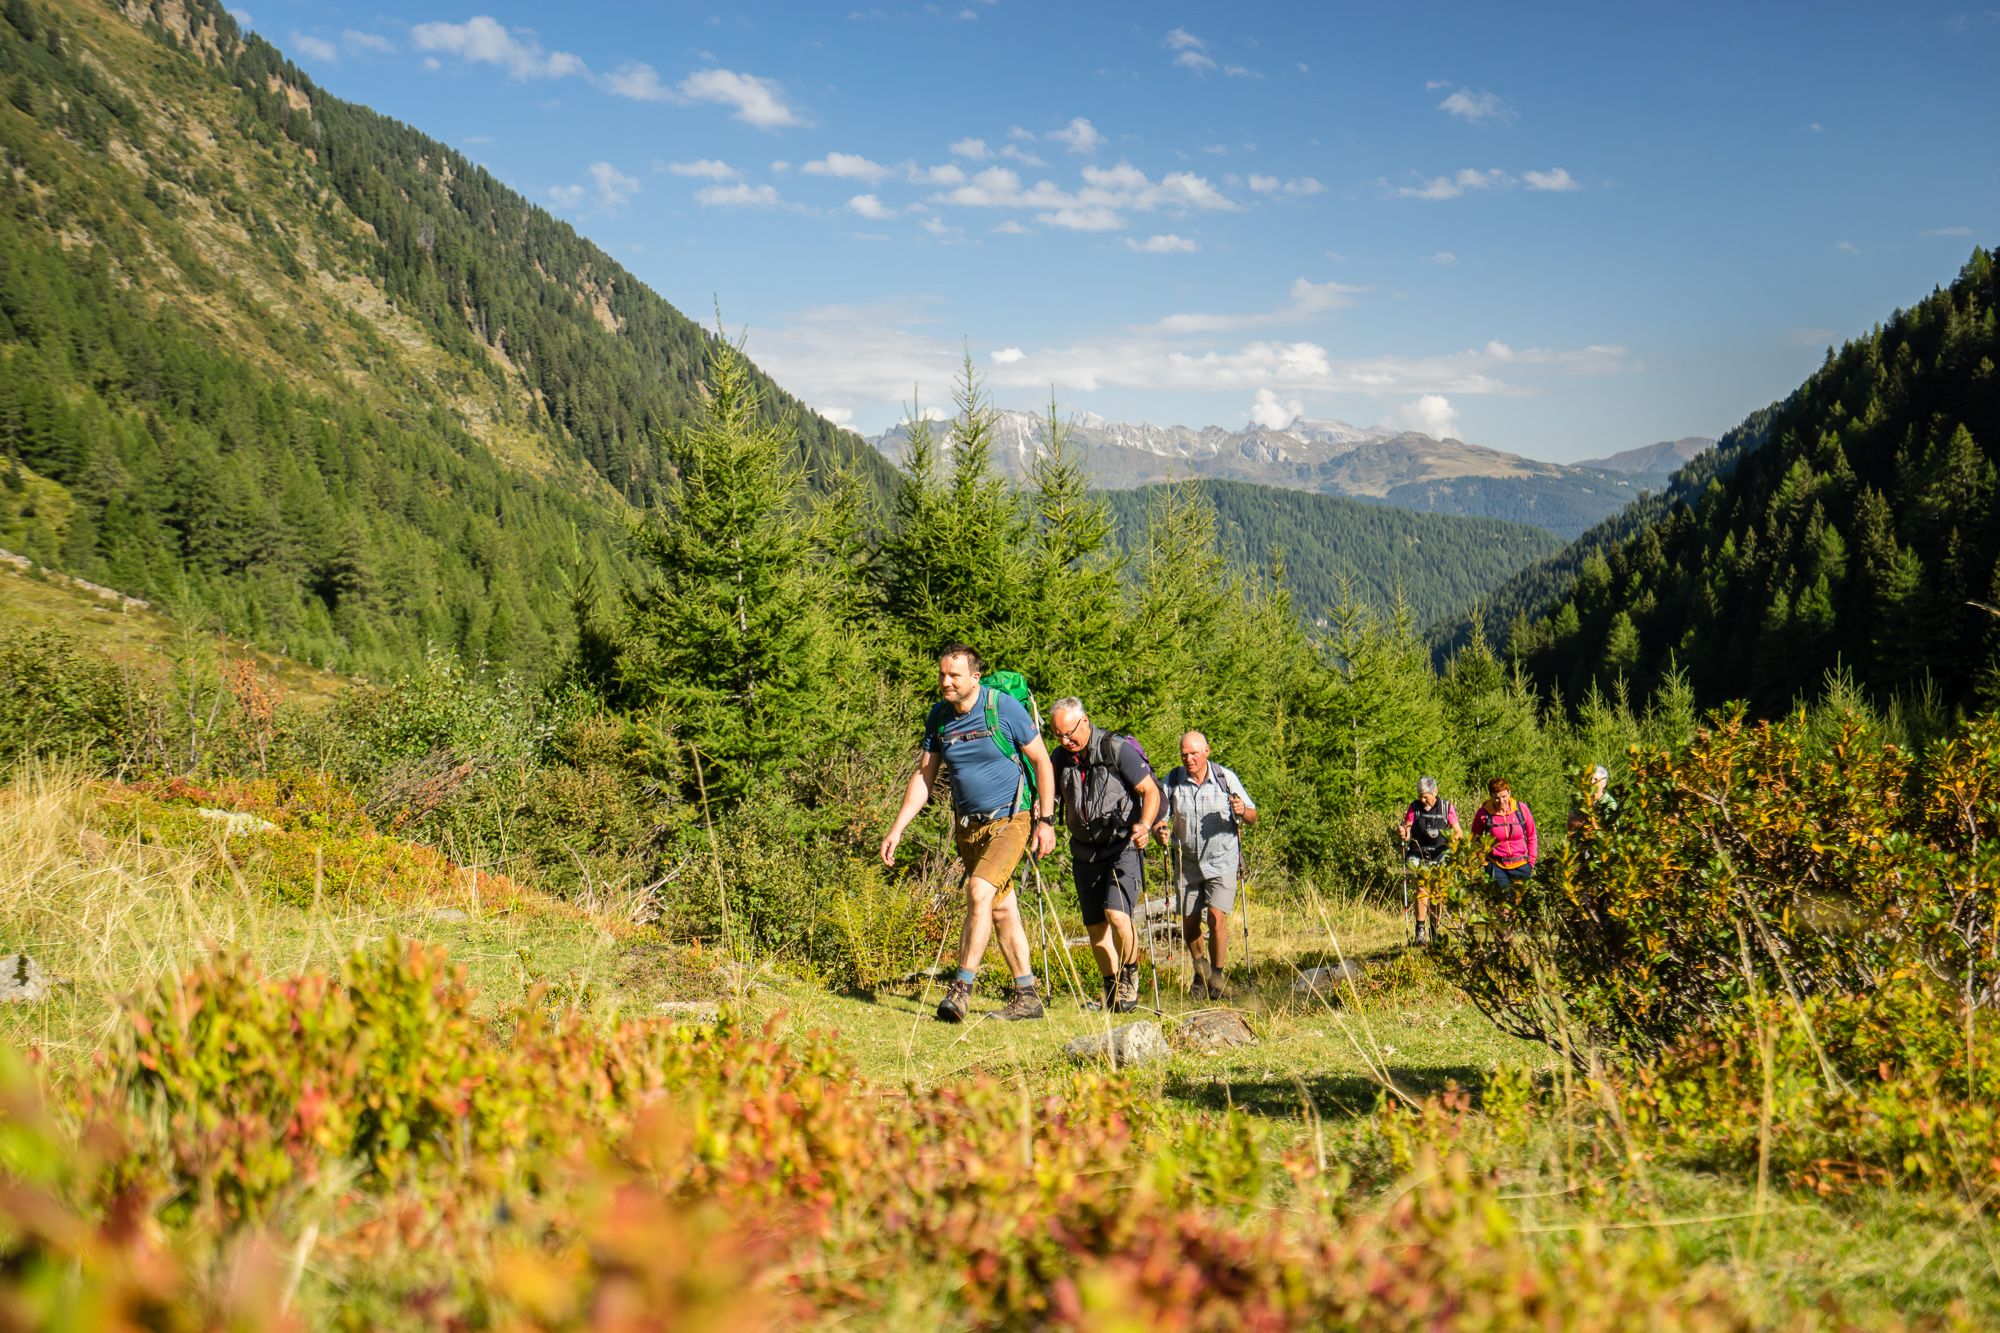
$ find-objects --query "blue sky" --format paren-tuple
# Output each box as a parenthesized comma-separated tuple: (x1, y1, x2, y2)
(250, 2, 1995, 462)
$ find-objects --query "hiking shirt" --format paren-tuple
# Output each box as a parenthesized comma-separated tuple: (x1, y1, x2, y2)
(1161, 762, 1255, 881)
(1052, 728, 1153, 847)
(922, 688, 1039, 818)
(1471, 799, 1536, 868)
(1403, 798, 1459, 861)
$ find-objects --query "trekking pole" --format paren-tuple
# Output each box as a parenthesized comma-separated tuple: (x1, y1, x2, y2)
(1239, 871, 1252, 971)
(1398, 838, 1414, 946)
(1029, 850, 1091, 1009)
(1139, 850, 1162, 1014)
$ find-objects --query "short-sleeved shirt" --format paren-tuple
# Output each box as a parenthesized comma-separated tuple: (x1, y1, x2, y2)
(1160, 762, 1255, 882)
(922, 688, 1039, 817)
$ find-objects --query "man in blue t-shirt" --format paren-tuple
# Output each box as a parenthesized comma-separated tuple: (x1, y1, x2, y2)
(880, 643, 1057, 1023)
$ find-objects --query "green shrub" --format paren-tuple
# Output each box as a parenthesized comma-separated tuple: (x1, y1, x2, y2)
(1438, 707, 2000, 1061)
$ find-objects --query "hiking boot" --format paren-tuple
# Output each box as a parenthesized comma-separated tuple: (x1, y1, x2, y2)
(936, 978, 973, 1023)
(1189, 956, 1213, 1000)
(1000, 984, 1045, 1021)
(1113, 964, 1140, 1013)
(1204, 961, 1233, 1001)
(1412, 921, 1429, 947)
(1101, 974, 1119, 1012)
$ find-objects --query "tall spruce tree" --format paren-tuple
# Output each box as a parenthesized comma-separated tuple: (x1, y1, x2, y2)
(616, 331, 868, 803)
(1021, 395, 1127, 710)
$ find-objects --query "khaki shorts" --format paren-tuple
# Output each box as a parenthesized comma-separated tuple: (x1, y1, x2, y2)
(954, 812, 1030, 892)
(1176, 870, 1237, 917)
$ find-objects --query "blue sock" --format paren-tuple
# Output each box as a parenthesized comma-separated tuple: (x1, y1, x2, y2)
(954, 966, 978, 984)
(1014, 974, 1035, 989)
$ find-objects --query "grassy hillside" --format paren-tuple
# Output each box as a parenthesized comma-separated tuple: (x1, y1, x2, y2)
(1102, 480, 1565, 628)
(0, 0, 889, 677)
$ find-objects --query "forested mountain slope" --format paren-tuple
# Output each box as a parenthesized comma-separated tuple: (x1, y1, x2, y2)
(1482, 249, 1997, 712)
(1101, 480, 1563, 629)
(0, 0, 886, 675)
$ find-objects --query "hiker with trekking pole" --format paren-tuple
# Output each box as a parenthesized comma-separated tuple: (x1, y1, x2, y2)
(1469, 777, 1537, 890)
(1154, 731, 1258, 1000)
(879, 643, 1058, 1024)
(1047, 697, 1161, 1014)
(1400, 776, 1461, 946)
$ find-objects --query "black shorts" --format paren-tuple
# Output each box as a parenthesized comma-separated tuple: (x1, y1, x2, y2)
(1072, 840, 1142, 926)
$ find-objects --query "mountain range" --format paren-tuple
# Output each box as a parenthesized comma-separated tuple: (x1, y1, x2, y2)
(871, 411, 1713, 540)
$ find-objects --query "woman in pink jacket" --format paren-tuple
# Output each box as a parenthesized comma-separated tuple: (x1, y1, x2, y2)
(1469, 777, 1536, 888)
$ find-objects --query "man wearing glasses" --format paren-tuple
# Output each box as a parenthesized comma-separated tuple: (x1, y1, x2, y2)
(1156, 731, 1257, 999)
(1048, 697, 1161, 1013)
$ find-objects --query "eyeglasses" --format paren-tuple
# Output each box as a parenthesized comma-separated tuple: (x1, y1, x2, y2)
(1053, 719, 1087, 744)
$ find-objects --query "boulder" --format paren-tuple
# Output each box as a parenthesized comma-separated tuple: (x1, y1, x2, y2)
(1065, 1020, 1169, 1068)
(1292, 961, 1367, 999)
(1174, 1009, 1256, 1052)
(429, 908, 470, 924)
(0, 953, 52, 1004)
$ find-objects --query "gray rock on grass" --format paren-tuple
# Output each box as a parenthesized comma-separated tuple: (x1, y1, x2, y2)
(1175, 1009, 1256, 1052)
(1065, 1020, 1169, 1068)
(1292, 961, 1367, 998)
(1, 953, 53, 1004)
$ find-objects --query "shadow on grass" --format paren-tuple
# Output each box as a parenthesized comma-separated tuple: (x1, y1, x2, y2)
(1166, 1062, 1489, 1123)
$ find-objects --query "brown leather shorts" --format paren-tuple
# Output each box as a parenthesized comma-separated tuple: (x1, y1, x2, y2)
(953, 811, 1030, 892)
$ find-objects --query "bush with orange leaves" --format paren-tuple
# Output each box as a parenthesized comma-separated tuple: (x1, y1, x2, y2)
(2, 940, 1781, 1329)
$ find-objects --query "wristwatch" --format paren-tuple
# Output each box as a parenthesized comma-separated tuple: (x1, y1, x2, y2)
(1033, 814, 1055, 826)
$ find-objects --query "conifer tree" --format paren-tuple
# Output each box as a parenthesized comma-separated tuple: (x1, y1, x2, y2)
(617, 330, 868, 803)
(1021, 394, 1126, 710)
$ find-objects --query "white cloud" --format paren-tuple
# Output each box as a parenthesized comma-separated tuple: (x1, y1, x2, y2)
(752, 300, 1634, 428)
(410, 17, 587, 80)
(604, 61, 673, 101)
(818, 405, 854, 426)
(1165, 26, 1206, 50)
(1248, 387, 1303, 429)
(548, 183, 585, 207)
(848, 193, 895, 219)
(695, 182, 783, 208)
(770, 160, 791, 173)
(342, 29, 394, 54)
(999, 143, 1046, 166)
(1395, 167, 1512, 200)
(1175, 50, 1217, 71)
(1048, 117, 1105, 155)
(1809, 121, 1824, 133)
(677, 67, 807, 129)
(990, 347, 1026, 364)
(950, 137, 990, 159)
(1437, 88, 1515, 123)
(290, 32, 337, 62)
(1399, 394, 1460, 437)
(1038, 205, 1125, 232)
(1427, 250, 1459, 265)
(664, 158, 738, 179)
(1924, 225, 1974, 237)
(929, 160, 1239, 230)
(920, 215, 965, 241)
(1146, 276, 1362, 334)
(905, 161, 967, 185)
(1835, 239, 1860, 254)
(1126, 233, 1198, 253)
(802, 152, 893, 182)
(231, 8, 253, 26)
(1223, 65, 1257, 78)
(990, 220, 1029, 234)
(1248, 174, 1323, 197)
(588, 161, 639, 207)
(1523, 167, 1580, 192)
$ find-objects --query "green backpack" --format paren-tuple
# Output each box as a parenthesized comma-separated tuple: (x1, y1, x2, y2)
(981, 670, 1041, 812)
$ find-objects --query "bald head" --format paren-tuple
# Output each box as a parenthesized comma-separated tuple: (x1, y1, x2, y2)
(1179, 730, 1210, 779)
